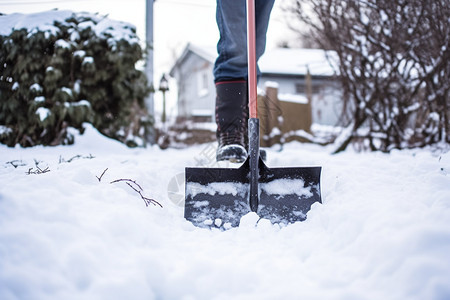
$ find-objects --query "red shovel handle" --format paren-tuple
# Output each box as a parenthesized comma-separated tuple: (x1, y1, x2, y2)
(247, 0, 257, 119)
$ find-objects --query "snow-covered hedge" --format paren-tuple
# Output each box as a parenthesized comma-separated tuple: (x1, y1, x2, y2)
(292, 0, 449, 152)
(0, 10, 152, 147)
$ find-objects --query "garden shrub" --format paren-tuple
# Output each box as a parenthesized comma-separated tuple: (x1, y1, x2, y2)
(0, 10, 153, 147)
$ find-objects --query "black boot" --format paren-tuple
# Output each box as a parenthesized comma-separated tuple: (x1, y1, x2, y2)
(215, 80, 248, 163)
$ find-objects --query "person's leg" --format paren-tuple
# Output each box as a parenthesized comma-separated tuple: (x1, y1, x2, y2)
(214, 0, 275, 82)
(214, 0, 274, 162)
(255, 0, 275, 75)
(215, 80, 248, 162)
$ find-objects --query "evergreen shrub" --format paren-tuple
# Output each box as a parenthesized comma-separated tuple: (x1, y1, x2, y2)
(0, 11, 153, 147)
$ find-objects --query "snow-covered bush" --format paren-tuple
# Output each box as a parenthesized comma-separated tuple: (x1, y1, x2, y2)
(289, 0, 449, 152)
(0, 10, 152, 147)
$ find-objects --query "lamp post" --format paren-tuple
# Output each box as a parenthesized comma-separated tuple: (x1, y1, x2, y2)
(159, 73, 169, 125)
(145, 0, 155, 144)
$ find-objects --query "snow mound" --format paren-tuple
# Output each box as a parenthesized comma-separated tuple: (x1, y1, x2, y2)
(1, 128, 449, 299)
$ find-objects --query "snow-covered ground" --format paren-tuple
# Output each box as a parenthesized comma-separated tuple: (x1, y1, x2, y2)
(1, 125, 449, 300)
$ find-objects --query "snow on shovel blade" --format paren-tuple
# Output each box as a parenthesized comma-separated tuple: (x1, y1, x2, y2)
(184, 160, 251, 228)
(184, 158, 322, 229)
(257, 161, 322, 224)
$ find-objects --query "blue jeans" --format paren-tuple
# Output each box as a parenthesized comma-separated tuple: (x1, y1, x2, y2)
(213, 0, 275, 83)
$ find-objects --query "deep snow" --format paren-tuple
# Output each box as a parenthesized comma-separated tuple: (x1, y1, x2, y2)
(1, 125, 449, 300)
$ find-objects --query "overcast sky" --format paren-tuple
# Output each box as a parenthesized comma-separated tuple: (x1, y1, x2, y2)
(0, 0, 297, 117)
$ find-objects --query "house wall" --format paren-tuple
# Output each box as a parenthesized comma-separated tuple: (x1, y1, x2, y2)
(259, 77, 298, 95)
(312, 80, 343, 126)
(171, 53, 215, 121)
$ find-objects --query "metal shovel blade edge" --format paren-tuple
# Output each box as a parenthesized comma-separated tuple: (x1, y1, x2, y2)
(184, 157, 322, 229)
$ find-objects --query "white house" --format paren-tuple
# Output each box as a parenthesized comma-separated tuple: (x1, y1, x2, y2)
(169, 43, 343, 126)
(169, 44, 217, 123)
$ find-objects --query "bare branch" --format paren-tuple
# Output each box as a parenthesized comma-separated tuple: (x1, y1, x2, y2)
(59, 154, 95, 164)
(110, 178, 143, 191)
(110, 178, 162, 208)
(96, 168, 108, 182)
(26, 161, 50, 175)
(6, 160, 26, 168)
(289, 0, 449, 151)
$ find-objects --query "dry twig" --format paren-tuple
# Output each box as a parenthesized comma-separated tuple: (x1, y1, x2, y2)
(110, 178, 162, 208)
(96, 168, 108, 182)
(59, 154, 95, 164)
(26, 160, 50, 175)
(6, 160, 26, 168)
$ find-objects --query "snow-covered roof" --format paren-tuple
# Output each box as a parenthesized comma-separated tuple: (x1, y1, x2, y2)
(259, 48, 337, 77)
(187, 44, 217, 63)
(170, 43, 217, 76)
(171, 44, 337, 77)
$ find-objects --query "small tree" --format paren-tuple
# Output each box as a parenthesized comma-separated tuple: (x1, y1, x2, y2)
(288, 0, 449, 152)
(0, 11, 153, 147)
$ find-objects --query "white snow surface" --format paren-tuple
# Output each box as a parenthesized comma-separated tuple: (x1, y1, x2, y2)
(278, 93, 309, 104)
(0, 10, 73, 36)
(261, 178, 313, 198)
(0, 10, 139, 45)
(186, 182, 247, 198)
(1, 125, 450, 300)
(35, 107, 50, 121)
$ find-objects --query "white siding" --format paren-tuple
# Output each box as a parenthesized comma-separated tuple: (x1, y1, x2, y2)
(172, 52, 215, 121)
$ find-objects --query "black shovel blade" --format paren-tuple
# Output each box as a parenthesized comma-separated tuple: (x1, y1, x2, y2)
(257, 158, 322, 224)
(184, 158, 321, 229)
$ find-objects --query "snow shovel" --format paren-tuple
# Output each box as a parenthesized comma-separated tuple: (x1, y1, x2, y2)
(184, 0, 321, 228)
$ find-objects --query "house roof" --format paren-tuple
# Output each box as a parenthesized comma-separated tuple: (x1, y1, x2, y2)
(169, 43, 217, 76)
(170, 43, 337, 78)
(259, 48, 337, 77)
